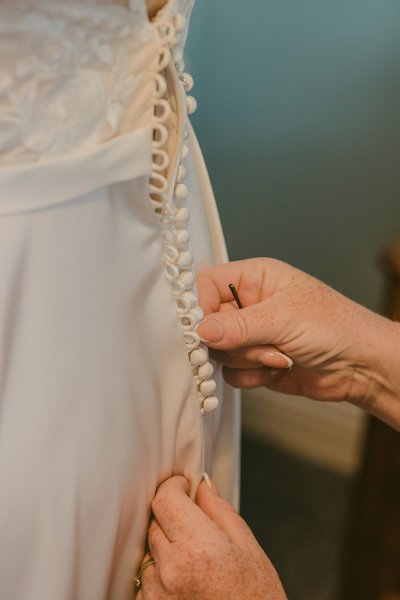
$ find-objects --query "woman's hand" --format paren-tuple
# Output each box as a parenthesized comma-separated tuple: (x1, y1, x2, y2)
(136, 476, 287, 600)
(196, 258, 400, 429)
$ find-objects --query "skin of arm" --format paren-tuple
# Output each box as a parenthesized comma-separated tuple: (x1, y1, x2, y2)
(137, 476, 287, 600)
(196, 258, 400, 430)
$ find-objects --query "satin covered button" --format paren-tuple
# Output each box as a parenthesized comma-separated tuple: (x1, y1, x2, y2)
(181, 144, 189, 160)
(175, 228, 189, 245)
(177, 250, 193, 268)
(174, 183, 188, 201)
(186, 96, 197, 115)
(174, 206, 189, 223)
(182, 290, 197, 306)
(174, 13, 187, 32)
(178, 270, 195, 288)
(176, 164, 187, 183)
(199, 379, 217, 395)
(190, 306, 203, 323)
(189, 347, 208, 365)
(181, 72, 194, 92)
(201, 396, 219, 413)
(198, 361, 214, 379)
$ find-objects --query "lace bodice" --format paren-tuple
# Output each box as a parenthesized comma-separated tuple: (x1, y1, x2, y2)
(0, 0, 161, 167)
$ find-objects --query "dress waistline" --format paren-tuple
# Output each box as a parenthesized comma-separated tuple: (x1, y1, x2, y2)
(0, 126, 152, 215)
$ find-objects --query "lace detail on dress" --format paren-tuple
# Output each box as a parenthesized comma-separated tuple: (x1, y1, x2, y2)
(0, 0, 154, 166)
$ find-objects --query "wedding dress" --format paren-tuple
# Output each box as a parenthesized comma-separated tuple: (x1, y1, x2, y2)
(0, 1, 240, 598)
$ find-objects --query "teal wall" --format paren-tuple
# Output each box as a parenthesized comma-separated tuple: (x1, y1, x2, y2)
(187, 1, 400, 310)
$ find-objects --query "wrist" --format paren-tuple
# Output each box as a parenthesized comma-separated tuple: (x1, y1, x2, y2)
(349, 313, 400, 429)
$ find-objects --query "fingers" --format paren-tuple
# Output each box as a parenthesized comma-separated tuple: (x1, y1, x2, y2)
(197, 260, 252, 315)
(197, 269, 227, 315)
(152, 476, 216, 543)
(139, 561, 161, 600)
(197, 257, 291, 316)
(196, 303, 271, 349)
(210, 345, 293, 370)
(196, 480, 257, 547)
(196, 259, 303, 354)
(222, 365, 288, 389)
(148, 519, 170, 566)
(136, 552, 159, 600)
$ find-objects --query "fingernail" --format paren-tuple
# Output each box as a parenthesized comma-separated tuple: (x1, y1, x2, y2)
(203, 472, 212, 488)
(260, 350, 293, 369)
(202, 472, 218, 494)
(196, 318, 225, 343)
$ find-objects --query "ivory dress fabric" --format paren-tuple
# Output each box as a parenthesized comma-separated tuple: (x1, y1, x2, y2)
(0, 1, 240, 599)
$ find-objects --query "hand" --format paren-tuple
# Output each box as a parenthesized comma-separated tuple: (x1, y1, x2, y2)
(137, 476, 287, 600)
(196, 258, 400, 427)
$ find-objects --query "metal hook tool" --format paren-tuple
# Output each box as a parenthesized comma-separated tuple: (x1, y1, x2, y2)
(228, 283, 243, 309)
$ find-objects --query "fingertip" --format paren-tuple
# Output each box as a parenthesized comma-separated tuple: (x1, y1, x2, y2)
(196, 477, 224, 511)
(196, 317, 225, 344)
(202, 472, 212, 489)
(222, 365, 286, 389)
(152, 476, 190, 515)
(202, 472, 219, 494)
(157, 475, 190, 495)
(259, 349, 293, 369)
(195, 480, 217, 511)
(171, 474, 191, 492)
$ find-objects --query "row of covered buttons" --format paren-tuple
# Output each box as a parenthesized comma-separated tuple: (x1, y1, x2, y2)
(171, 14, 197, 116)
(151, 11, 219, 415)
(169, 131, 219, 415)
(170, 13, 219, 415)
(189, 347, 218, 414)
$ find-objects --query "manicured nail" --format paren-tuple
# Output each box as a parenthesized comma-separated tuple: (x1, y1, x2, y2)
(196, 318, 225, 343)
(259, 350, 293, 369)
(203, 472, 212, 488)
(202, 472, 218, 494)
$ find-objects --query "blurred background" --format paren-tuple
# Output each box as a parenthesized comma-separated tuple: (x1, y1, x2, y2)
(186, 2, 400, 599)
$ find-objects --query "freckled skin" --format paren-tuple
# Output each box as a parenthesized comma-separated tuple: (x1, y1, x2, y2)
(138, 477, 287, 600)
(138, 259, 400, 599)
(197, 258, 400, 430)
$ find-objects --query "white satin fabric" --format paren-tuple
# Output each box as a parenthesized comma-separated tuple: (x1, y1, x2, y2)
(0, 1, 240, 599)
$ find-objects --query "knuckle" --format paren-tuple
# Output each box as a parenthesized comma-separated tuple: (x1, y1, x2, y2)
(160, 564, 182, 594)
(234, 312, 250, 346)
(151, 488, 167, 513)
(159, 549, 191, 595)
(225, 366, 281, 390)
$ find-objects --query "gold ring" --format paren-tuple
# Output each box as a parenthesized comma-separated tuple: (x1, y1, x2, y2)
(134, 557, 155, 590)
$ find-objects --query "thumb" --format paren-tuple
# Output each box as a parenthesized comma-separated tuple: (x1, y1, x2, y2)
(196, 301, 274, 350)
